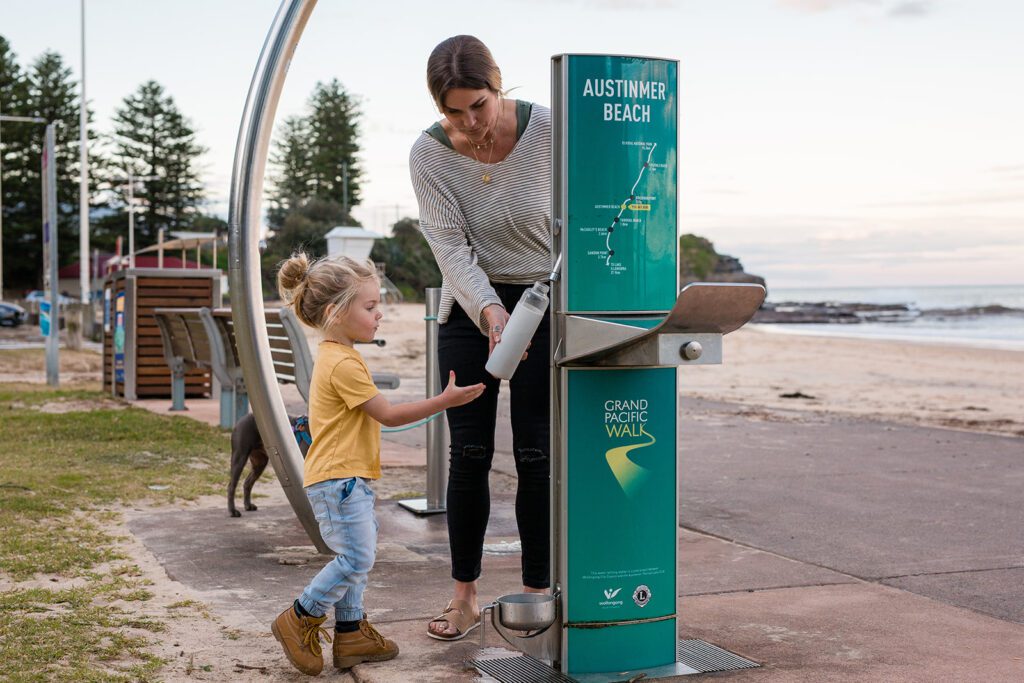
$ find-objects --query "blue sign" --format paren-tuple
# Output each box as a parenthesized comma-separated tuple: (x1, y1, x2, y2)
(114, 291, 126, 384)
(39, 300, 52, 337)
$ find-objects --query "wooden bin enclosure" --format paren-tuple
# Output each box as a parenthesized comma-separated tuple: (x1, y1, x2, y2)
(103, 268, 222, 400)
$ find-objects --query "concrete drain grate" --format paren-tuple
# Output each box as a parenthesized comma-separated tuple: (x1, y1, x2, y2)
(472, 640, 759, 681)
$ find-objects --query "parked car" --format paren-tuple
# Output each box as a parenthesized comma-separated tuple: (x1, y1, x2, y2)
(0, 301, 28, 327)
(23, 290, 76, 305)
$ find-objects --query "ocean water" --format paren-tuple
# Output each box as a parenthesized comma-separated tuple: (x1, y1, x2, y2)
(766, 285, 1024, 311)
(757, 284, 1024, 351)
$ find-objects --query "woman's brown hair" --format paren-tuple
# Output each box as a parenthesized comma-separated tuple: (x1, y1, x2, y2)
(426, 35, 503, 110)
(277, 252, 378, 330)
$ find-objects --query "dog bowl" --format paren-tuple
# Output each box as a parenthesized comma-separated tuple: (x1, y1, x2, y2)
(495, 593, 557, 631)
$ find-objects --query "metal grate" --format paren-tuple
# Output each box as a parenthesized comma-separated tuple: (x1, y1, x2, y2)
(677, 639, 759, 673)
(471, 655, 577, 683)
(472, 640, 758, 682)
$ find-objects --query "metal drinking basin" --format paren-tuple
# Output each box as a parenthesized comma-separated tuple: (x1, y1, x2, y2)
(494, 593, 556, 630)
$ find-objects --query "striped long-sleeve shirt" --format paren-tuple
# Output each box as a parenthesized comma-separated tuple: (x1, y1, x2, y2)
(409, 103, 552, 331)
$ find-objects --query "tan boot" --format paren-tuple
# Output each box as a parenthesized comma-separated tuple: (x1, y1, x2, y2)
(332, 619, 399, 670)
(271, 605, 331, 676)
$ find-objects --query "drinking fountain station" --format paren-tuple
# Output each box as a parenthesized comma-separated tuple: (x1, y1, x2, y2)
(475, 54, 764, 682)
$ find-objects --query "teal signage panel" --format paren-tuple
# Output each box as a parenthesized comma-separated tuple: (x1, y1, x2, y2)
(566, 55, 678, 313)
(567, 619, 677, 673)
(566, 367, 677, 671)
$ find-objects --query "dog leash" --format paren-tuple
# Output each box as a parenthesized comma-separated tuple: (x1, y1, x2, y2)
(381, 412, 441, 433)
(293, 415, 313, 447)
(292, 412, 440, 440)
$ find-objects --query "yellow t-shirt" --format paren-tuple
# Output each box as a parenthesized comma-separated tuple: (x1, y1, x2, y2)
(303, 341, 381, 487)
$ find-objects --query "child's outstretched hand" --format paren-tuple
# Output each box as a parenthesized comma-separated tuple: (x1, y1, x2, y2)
(440, 371, 485, 408)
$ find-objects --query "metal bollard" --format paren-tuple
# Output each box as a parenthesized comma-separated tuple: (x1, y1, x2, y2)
(398, 288, 448, 515)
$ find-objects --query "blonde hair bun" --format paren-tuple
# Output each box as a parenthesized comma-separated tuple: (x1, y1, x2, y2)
(277, 252, 311, 301)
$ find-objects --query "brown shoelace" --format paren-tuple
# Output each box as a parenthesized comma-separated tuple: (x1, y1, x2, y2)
(358, 620, 387, 648)
(301, 620, 333, 656)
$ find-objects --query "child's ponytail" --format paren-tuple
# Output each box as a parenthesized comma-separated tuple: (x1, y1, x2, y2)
(276, 251, 378, 330)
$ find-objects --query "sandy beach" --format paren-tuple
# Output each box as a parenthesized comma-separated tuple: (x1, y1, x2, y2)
(343, 302, 1024, 439)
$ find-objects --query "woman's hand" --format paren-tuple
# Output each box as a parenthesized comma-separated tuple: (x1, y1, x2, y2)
(482, 303, 530, 361)
(439, 371, 486, 408)
(482, 304, 510, 356)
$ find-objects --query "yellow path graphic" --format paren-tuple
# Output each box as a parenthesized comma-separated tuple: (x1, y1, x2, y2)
(605, 425, 657, 498)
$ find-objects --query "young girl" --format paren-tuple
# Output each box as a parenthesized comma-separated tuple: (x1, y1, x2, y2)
(271, 252, 484, 676)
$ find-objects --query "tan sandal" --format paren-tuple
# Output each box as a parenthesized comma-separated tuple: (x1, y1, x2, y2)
(427, 599, 481, 641)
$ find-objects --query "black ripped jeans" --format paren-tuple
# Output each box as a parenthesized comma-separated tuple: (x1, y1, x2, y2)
(438, 283, 550, 589)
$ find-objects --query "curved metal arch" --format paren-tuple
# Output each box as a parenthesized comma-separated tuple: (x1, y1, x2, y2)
(227, 0, 328, 552)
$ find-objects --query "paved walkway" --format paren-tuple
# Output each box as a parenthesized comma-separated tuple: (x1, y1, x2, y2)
(128, 395, 1024, 681)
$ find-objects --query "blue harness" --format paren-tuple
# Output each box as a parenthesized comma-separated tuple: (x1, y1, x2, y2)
(293, 415, 312, 447)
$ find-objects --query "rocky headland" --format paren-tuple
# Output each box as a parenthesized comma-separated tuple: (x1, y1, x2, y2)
(680, 234, 765, 287)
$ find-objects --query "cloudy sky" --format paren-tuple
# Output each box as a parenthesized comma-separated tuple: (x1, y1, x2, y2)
(3, 0, 1021, 287)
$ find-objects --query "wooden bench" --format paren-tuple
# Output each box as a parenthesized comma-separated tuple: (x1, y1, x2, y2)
(152, 308, 214, 413)
(153, 306, 399, 428)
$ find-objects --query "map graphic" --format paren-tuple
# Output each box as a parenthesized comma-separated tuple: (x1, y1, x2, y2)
(604, 142, 657, 267)
(565, 56, 678, 313)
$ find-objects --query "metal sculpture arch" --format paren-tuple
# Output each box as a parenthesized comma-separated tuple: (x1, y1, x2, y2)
(227, 0, 328, 552)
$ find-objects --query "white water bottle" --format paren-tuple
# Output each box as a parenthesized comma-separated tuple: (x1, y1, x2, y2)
(485, 282, 550, 380)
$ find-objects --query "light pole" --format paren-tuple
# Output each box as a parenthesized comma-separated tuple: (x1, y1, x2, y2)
(123, 173, 159, 269)
(79, 0, 90, 307)
(340, 161, 348, 220)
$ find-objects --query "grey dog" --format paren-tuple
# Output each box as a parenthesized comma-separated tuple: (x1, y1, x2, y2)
(228, 413, 310, 517)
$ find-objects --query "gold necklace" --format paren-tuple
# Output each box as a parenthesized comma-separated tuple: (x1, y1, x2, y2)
(470, 133, 495, 149)
(468, 137, 495, 183)
(466, 105, 502, 183)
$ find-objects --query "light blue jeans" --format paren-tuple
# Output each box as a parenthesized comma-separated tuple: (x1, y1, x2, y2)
(297, 477, 378, 621)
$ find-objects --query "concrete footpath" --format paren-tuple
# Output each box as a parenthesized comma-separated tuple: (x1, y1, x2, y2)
(128, 396, 1024, 681)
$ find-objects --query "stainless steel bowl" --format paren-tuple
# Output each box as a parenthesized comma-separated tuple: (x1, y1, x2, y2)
(495, 593, 556, 631)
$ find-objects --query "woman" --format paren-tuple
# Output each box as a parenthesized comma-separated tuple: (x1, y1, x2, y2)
(409, 35, 552, 641)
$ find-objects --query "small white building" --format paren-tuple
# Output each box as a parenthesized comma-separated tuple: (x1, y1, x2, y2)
(325, 226, 381, 261)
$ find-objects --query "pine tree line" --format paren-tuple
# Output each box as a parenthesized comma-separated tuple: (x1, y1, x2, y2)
(0, 34, 213, 293)
(3, 32, 435, 300)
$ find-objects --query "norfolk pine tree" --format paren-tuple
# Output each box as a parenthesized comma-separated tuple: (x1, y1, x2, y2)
(267, 79, 363, 231)
(0, 36, 29, 293)
(262, 79, 364, 294)
(109, 80, 206, 247)
(306, 79, 362, 216)
(0, 46, 98, 290)
(266, 115, 313, 230)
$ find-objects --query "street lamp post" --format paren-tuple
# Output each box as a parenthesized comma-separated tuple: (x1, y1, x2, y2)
(79, 0, 91, 313)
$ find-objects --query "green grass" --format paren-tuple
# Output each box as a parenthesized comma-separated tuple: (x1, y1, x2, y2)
(0, 385, 231, 680)
(0, 582, 164, 682)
